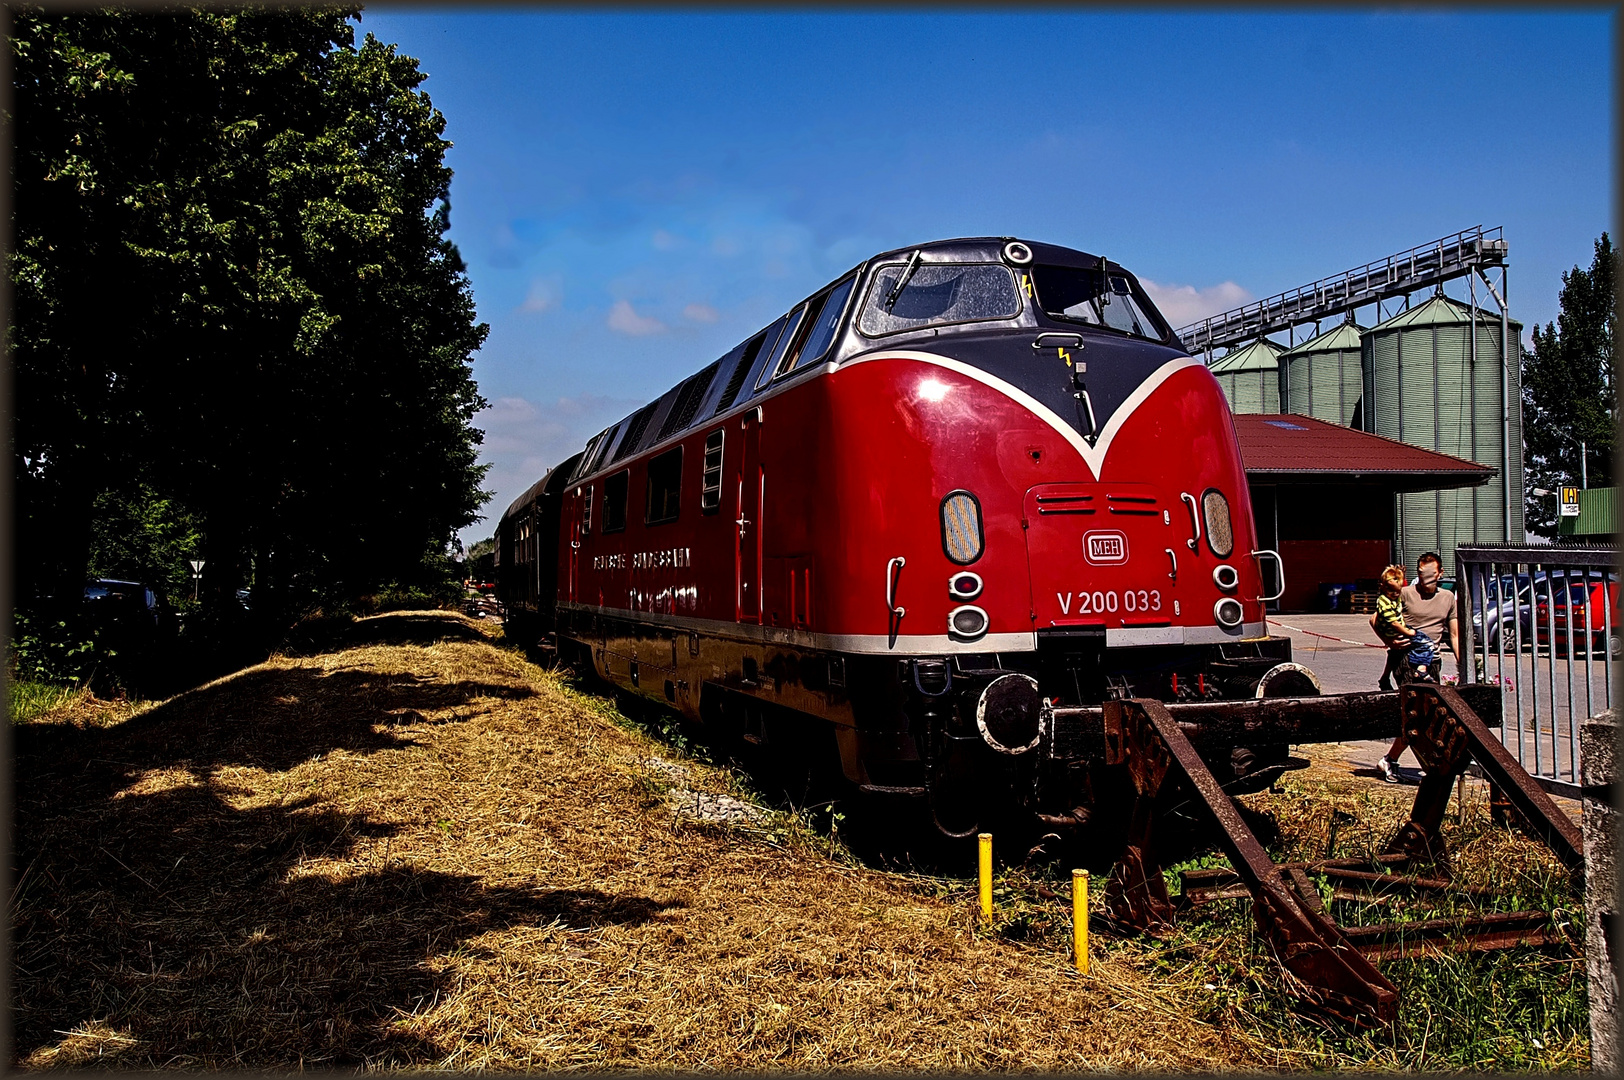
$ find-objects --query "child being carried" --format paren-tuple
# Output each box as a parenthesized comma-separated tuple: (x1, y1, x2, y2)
(1375, 564, 1436, 682)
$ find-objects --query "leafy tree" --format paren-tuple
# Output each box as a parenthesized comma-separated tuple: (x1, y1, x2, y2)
(87, 483, 204, 603)
(11, 6, 490, 643)
(1522, 233, 1616, 537)
(466, 536, 495, 583)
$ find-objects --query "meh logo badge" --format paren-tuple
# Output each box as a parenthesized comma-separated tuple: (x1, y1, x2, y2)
(1083, 530, 1128, 565)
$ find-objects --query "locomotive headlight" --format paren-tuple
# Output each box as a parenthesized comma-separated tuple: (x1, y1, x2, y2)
(1212, 564, 1239, 592)
(1213, 596, 1245, 629)
(948, 571, 984, 601)
(948, 604, 989, 640)
(1202, 489, 1234, 558)
(941, 490, 984, 564)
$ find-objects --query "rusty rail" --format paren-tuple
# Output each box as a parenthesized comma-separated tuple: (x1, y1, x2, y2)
(1099, 684, 1583, 1028)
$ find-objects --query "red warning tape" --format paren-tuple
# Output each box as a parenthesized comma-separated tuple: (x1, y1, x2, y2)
(1267, 618, 1387, 649)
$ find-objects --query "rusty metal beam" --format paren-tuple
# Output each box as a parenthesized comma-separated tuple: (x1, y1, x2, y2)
(1048, 685, 1502, 758)
(1387, 685, 1583, 875)
(1104, 698, 1399, 1026)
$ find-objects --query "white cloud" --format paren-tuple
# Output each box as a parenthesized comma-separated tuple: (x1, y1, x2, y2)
(607, 298, 668, 336)
(518, 277, 561, 314)
(682, 303, 719, 324)
(1139, 278, 1254, 329)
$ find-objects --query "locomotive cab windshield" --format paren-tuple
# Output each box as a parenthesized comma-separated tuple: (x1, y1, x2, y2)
(857, 261, 1023, 337)
(1029, 262, 1173, 344)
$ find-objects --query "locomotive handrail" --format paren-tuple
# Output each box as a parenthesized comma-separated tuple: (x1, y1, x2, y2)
(1251, 549, 1286, 602)
(886, 556, 907, 619)
(1032, 332, 1084, 350)
(1075, 388, 1098, 439)
(1179, 492, 1201, 551)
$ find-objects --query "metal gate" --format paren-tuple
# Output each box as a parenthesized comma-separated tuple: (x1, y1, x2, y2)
(1455, 542, 1617, 798)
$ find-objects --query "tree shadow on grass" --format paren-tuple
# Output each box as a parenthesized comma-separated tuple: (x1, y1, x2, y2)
(279, 610, 496, 656)
(11, 629, 680, 1068)
(14, 658, 536, 787)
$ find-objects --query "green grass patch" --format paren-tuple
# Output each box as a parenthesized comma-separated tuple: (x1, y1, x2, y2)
(8, 680, 85, 724)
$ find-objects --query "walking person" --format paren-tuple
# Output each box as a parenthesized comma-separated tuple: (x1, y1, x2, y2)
(1373, 552, 1460, 783)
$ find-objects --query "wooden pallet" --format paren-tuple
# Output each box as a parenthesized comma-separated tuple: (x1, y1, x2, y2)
(1348, 592, 1378, 614)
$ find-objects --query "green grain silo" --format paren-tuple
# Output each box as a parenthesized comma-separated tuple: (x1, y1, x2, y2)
(1280, 318, 1365, 426)
(1361, 293, 1525, 565)
(1209, 337, 1284, 414)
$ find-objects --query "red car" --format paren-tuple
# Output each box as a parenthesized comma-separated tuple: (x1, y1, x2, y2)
(1531, 572, 1619, 658)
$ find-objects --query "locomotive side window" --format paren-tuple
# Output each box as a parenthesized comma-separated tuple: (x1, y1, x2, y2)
(858, 263, 1020, 337)
(753, 306, 809, 391)
(603, 470, 629, 533)
(581, 484, 594, 534)
(775, 274, 857, 379)
(574, 429, 608, 482)
(700, 429, 724, 514)
(645, 447, 683, 526)
(1029, 264, 1172, 343)
(583, 423, 620, 478)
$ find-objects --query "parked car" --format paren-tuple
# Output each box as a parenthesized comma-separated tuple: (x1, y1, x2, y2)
(1475, 570, 1618, 658)
(1469, 572, 1529, 651)
(83, 578, 180, 656)
(1529, 570, 1619, 658)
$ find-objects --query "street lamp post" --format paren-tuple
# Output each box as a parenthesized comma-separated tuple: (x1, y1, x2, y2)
(189, 559, 206, 602)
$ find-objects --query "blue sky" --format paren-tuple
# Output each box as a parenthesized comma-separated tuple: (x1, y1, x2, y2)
(355, 10, 1614, 547)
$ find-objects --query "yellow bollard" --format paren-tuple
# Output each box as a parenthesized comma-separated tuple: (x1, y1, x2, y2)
(978, 833, 993, 924)
(1072, 869, 1089, 973)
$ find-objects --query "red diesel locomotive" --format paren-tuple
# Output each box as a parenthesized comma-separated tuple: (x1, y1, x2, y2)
(498, 237, 1315, 837)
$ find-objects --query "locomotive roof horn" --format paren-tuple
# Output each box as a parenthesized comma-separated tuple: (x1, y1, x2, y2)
(1002, 240, 1033, 265)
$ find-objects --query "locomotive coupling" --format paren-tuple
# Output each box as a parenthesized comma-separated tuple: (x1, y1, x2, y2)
(974, 673, 1045, 755)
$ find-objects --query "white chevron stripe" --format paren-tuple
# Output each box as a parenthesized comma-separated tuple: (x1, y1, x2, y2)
(837, 349, 1207, 478)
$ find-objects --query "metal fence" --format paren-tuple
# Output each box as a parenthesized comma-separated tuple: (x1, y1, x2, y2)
(1455, 543, 1618, 798)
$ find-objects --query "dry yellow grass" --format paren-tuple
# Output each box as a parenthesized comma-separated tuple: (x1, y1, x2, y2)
(13, 611, 1277, 1071)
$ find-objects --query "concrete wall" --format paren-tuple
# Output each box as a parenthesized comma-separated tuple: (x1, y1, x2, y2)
(1582, 710, 1618, 1071)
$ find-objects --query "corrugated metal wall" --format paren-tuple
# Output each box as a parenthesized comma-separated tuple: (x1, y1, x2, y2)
(1362, 296, 1525, 566)
(1212, 339, 1284, 414)
(1217, 367, 1280, 413)
(1282, 324, 1363, 425)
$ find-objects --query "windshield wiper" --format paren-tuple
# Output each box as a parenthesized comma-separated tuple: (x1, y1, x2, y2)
(883, 249, 922, 312)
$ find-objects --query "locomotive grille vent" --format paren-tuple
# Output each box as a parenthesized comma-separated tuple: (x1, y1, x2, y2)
(1036, 494, 1095, 516)
(700, 429, 724, 514)
(611, 401, 659, 464)
(1107, 493, 1159, 517)
(941, 491, 984, 564)
(714, 331, 768, 415)
(659, 361, 720, 441)
(1203, 489, 1234, 557)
